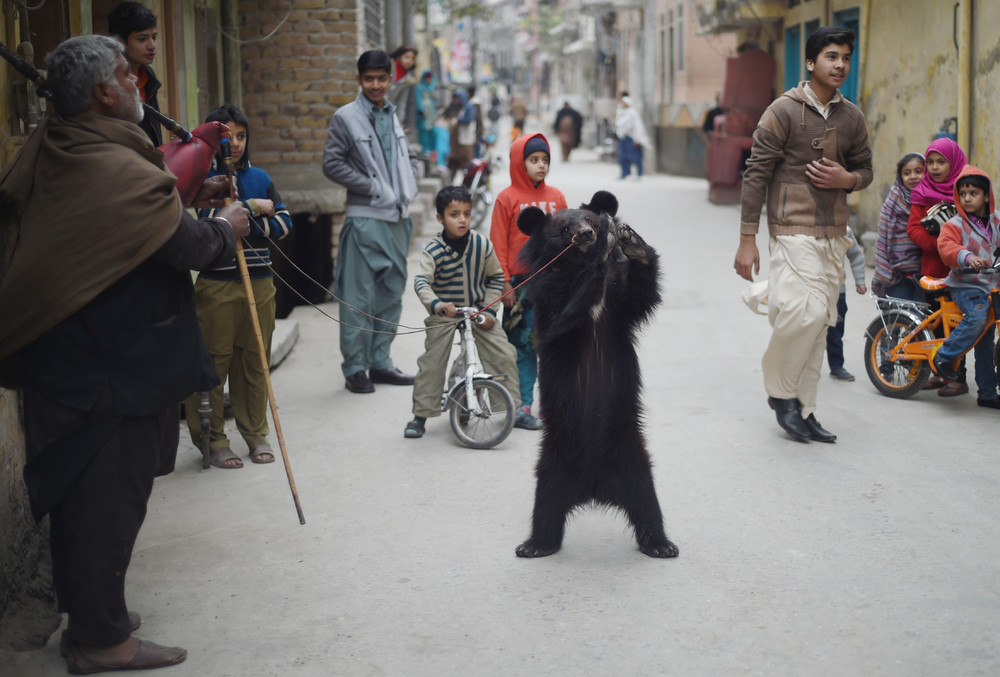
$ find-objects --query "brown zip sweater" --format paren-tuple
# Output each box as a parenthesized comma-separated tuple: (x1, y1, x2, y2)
(740, 82, 873, 239)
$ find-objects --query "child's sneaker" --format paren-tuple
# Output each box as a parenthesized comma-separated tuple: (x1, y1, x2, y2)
(404, 418, 425, 438)
(514, 406, 542, 430)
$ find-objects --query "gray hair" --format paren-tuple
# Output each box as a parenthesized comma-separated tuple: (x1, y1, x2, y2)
(45, 35, 123, 116)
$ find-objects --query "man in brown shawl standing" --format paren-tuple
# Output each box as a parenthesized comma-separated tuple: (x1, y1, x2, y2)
(0, 35, 249, 673)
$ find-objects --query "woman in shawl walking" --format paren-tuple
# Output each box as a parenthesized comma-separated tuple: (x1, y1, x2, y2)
(446, 88, 481, 183)
(614, 94, 652, 180)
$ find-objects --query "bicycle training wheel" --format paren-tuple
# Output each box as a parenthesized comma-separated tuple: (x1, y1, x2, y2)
(449, 379, 515, 449)
(864, 315, 933, 398)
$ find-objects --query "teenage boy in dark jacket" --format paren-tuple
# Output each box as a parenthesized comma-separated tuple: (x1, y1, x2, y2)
(108, 1, 163, 146)
(733, 26, 873, 444)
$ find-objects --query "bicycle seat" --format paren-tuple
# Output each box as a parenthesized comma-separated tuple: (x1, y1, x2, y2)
(919, 275, 948, 291)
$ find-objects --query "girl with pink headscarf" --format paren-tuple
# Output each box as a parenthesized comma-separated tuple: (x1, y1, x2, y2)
(906, 137, 969, 394)
(907, 138, 967, 279)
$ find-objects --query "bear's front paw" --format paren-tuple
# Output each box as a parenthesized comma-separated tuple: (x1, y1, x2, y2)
(639, 539, 679, 558)
(515, 541, 560, 558)
(614, 223, 650, 264)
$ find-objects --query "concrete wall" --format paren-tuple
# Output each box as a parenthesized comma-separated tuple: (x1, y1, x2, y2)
(858, 1, 1000, 234)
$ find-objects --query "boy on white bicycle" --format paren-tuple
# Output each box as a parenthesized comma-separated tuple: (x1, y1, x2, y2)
(405, 186, 535, 438)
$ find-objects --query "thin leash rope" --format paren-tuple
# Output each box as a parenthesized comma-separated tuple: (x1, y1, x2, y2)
(241, 213, 577, 335)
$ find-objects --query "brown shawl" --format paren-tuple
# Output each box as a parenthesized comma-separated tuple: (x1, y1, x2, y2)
(0, 111, 183, 382)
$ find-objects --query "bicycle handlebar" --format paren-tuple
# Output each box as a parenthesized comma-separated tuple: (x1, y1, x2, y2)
(454, 306, 487, 325)
(954, 266, 999, 274)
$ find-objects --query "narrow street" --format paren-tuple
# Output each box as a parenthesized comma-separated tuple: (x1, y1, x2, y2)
(4, 140, 999, 677)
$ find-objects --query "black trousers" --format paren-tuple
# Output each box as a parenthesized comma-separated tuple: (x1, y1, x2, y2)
(24, 386, 177, 646)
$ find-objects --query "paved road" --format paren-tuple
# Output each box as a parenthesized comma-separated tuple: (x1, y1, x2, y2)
(4, 143, 1000, 677)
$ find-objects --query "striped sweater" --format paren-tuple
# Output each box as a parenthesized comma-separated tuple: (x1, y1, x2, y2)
(413, 231, 505, 316)
(198, 163, 293, 280)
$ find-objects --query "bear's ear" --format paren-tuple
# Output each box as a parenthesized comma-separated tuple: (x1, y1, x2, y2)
(583, 190, 618, 217)
(517, 206, 547, 236)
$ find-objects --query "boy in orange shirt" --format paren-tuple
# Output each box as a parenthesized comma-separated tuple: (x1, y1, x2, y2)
(490, 134, 567, 428)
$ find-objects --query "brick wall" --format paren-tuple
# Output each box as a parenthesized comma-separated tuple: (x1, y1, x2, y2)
(238, 0, 357, 197)
(237, 1, 363, 305)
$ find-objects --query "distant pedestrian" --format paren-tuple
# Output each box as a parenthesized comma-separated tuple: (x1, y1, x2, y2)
(388, 46, 419, 147)
(826, 227, 867, 381)
(614, 95, 651, 180)
(446, 89, 480, 183)
(415, 68, 438, 154)
(733, 26, 873, 444)
(322, 50, 419, 394)
(553, 101, 583, 162)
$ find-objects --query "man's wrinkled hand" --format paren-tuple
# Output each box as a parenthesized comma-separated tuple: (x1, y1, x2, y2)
(218, 201, 251, 238)
(190, 175, 233, 209)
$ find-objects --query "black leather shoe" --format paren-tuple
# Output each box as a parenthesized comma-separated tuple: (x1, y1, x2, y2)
(345, 370, 375, 393)
(369, 366, 415, 386)
(767, 397, 810, 442)
(804, 414, 837, 443)
(932, 355, 960, 382)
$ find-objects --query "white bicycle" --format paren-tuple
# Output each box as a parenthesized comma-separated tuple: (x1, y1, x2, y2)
(442, 307, 515, 449)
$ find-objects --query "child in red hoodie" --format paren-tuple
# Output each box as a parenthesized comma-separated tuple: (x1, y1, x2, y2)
(490, 134, 568, 429)
(934, 165, 1000, 409)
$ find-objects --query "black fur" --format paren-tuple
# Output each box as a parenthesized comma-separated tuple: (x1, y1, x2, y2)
(514, 191, 678, 559)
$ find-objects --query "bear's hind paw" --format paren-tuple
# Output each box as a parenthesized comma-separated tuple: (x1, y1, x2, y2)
(639, 540, 679, 558)
(515, 541, 560, 558)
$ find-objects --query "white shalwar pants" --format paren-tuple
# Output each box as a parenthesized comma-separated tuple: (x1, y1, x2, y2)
(762, 234, 850, 418)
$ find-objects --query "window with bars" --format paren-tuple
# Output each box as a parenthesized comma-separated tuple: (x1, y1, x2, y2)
(363, 0, 382, 49)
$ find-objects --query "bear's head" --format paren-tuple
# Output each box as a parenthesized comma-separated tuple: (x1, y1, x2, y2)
(516, 191, 619, 258)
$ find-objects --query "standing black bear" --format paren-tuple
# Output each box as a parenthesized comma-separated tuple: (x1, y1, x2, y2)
(514, 190, 678, 558)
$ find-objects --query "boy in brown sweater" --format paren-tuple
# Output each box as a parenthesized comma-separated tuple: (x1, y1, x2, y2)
(733, 26, 873, 443)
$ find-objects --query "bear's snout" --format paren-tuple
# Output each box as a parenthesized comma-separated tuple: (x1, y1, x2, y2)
(571, 224, 596, 249)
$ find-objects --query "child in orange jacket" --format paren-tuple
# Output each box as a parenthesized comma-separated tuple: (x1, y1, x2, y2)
(490, 134, 567, 427)
(934, 165, 1000, 409)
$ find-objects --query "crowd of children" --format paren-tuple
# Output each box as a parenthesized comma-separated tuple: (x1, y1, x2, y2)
(872, 139, 1000, 410)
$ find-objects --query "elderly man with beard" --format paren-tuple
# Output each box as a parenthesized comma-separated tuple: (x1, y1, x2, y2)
(0, 35, 249, 673)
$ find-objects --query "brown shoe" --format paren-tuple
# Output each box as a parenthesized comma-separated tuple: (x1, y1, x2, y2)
(922, 375, 947, 390)
(60, 613, 141, 658)
(938, 381, 969, 397)
(67, 639, 186, 674)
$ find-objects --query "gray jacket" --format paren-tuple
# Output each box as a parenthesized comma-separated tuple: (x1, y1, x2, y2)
(322, 93, 419, 221)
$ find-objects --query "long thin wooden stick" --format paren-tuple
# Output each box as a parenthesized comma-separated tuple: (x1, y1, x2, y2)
(220, 136, 305, 525)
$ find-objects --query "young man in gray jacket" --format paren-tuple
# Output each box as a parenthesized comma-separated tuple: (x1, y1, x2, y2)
(733, 27, 873, 443)
(323, 50, 420, 394)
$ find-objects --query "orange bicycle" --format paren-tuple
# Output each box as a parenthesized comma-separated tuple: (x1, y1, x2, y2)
(864, 266, 1000, 398)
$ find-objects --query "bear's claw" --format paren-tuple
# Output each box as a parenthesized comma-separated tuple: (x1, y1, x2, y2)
(639, 540, 679, 558)
(515, 542, 560, 558)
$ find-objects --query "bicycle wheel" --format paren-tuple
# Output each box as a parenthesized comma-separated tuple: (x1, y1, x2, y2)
(449, 379, 515, 449)
(864, 315, 933, 398)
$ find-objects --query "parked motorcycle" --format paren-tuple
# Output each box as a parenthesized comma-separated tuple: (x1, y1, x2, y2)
(462, 136, 502, 231)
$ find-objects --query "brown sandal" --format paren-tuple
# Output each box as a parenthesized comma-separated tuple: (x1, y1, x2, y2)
(210, 447, 243, 469)
(248, 442, 275, 464)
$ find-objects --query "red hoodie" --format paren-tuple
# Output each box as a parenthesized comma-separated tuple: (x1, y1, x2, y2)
(489, 133, 568, 277)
